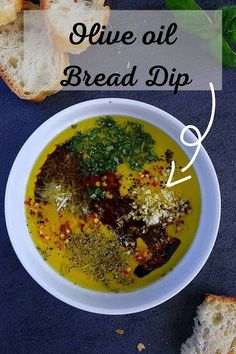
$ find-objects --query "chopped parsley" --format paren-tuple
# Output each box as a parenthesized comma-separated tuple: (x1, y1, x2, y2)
(68, 117, 157, 175)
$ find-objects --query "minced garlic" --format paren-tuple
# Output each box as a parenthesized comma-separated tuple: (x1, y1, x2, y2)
(129, 187, 190, 227)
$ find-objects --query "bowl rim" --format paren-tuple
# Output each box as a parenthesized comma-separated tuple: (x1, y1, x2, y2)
(4, 98, 221, 315)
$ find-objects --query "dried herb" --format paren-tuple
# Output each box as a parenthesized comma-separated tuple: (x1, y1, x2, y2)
(66, 230, 134, 288)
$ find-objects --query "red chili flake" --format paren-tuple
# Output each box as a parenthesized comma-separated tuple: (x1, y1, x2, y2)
(60, 221, 71, 237)
(85, 212, 98, 223)
(123, 271, 129, 277)
(135, 179, 141, 186)
(152, 181, 158, 187)
(45, 218, 49, 222)
(24, 198, 32, 206)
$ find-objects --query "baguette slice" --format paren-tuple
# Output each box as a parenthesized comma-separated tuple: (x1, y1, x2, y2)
(0, 2, 69, 102)
(0, 0, 23, 26)
(181, 294, 236, 354)
(40, 0, 110, 54)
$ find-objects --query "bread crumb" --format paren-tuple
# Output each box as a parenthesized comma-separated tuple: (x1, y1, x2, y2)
(116, 329, 124, 335)
(137, 343, 145, 351)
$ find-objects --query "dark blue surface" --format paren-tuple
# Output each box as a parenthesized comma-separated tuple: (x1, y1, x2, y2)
(0, 1, 236, 353)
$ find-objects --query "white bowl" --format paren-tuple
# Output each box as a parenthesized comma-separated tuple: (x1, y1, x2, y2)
(5, 98, 221, 315)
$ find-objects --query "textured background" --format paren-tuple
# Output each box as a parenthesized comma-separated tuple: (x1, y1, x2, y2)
(0, 1, 235, 353)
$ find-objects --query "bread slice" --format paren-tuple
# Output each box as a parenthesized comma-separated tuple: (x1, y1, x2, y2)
(181, 294, 236, 354)
(0, 1, 69, 102)
(40, 0, 110, 54)
(0, 0, 23, 26)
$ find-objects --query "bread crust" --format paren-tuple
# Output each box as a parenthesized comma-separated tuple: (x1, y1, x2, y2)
(0, 53, 69, 102)
(0, 66, 45, 102)
(40, 0, 49, 10)
(0, 10, 17, 26)
(40, 0, 110, 54)
(48, 6, 110, 54)
(23, 1, 39, 11)
(0, 0, 24, 26)
(15, 0, 24, 12)
(205, 293, 236, 304)
(0, 1, 70, 102)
